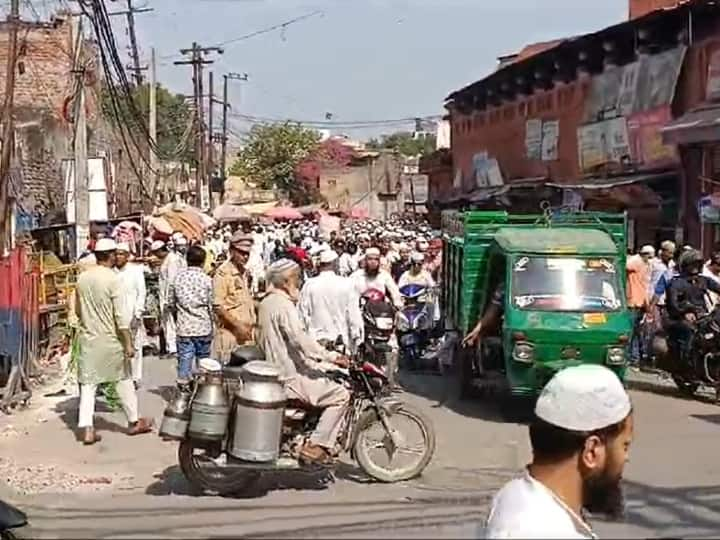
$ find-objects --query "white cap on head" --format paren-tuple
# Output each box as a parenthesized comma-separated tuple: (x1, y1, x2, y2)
(319, 250, 339, 264)
(150, 240, 166, 252)
(116, 242, 131, 253)
(411, 251, 425, 263)
(365, 247, 381, 258)
(535, 365, 631, 432)
(94, 238, 117, 252)
(640, 245, 655, 256)
(176, 235, 188, 246)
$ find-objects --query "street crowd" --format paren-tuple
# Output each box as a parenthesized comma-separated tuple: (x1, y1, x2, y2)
(67, 214, 443, 461)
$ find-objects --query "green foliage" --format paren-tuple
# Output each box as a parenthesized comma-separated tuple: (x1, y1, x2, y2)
(366, 131, 436, 156)
(100, 83, 194, 162)
(229, 122, 321, 203)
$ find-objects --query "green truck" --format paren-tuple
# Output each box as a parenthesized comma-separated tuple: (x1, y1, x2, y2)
(441, 209, 632, 401)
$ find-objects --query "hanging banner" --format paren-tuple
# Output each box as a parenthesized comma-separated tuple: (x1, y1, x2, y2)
(584, 46, 686, 122)
(698, 193, 720, 223)
(541, 120, 560, 161)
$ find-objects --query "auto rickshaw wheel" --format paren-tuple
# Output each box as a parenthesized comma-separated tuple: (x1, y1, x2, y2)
(454, 343, 476, 400)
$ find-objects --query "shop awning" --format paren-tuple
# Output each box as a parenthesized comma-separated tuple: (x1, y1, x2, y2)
(546, 171, 676, 190)
(661, 105, 720, 145)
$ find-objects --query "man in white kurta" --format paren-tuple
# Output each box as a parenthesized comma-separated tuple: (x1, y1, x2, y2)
(153, 240, 186, 355)
(298, 250, 363, 353)
(115, 242, 147, 386)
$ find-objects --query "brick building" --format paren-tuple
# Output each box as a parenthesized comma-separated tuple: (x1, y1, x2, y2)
(444, 0, 720, 252)
(0, 14, 142, 231)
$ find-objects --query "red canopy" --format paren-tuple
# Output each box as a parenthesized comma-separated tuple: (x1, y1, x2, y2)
(348, 206, 369, 219)
(264, 206, 304, 220)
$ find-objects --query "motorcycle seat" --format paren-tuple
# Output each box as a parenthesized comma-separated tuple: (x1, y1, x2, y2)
(228, 345, 265, 367)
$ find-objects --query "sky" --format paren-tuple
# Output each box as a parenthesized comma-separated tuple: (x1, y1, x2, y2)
(16, 0, 629, 139)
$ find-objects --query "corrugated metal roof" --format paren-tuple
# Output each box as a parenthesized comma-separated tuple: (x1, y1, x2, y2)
(494, 228, 617, 254)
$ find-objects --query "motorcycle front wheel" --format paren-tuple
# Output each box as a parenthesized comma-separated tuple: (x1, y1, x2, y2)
(353, 404, 435, 483)
(178, 440, 260, 496)
(671, 374, 699, 397)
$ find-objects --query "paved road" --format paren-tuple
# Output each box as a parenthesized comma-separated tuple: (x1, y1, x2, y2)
(2, 357, 720, 538)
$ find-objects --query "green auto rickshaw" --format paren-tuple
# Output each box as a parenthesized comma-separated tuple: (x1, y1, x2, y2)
(442, 210, 632, 403)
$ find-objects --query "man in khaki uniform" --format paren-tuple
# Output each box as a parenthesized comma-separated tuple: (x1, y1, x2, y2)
(212, 232, 256, 362)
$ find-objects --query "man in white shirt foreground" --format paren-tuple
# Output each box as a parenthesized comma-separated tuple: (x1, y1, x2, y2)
(115, 242, 147, 387)
(484, 365, 634, 539)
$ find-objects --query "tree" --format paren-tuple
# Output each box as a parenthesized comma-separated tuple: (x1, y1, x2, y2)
(366, 131, 437, 157)
(101, 83, 194, 162)
(229, 122, 321, 204)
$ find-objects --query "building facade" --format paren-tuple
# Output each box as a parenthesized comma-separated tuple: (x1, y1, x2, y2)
(445, 0, 720, 252)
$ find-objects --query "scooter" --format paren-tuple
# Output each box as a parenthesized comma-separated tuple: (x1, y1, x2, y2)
(396, 284, 433, 370)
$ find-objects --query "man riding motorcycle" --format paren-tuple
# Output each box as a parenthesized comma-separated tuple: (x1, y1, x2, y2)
(256, 258, 351, 465)
(666, 249, 720, 364)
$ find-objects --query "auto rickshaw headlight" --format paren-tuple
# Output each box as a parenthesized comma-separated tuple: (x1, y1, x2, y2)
(606, 346, 626, 365)
(512, 342, 535, 363)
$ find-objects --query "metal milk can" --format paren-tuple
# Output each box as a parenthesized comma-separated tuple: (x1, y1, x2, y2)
(228, 360, 286, 462)
(159, 390, 191, 440)
(188, 373, 230, 442)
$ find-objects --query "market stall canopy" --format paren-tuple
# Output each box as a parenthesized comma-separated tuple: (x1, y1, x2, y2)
(661, 105, 720, 146)
(146, 215, 173, 236)
(153, 202, 214, 240)
(348, 206, 369, 219)
(212, 203, 251, 222)
(264, 205, 303, 220)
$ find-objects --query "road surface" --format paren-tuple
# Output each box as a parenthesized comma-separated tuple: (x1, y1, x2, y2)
(1, 357, 720, 538)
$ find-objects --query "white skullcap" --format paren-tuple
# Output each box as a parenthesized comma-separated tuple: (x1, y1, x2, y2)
(150, 240, 166, 252)
(94, 238, 117, 252)
(319, 250, 339, 264)
(411, 251, 425, 263)
(175, 235, 188, 246)
(639, 244, 655, 256)
(115, 242, 131, 253)
(535, 365, 631, 432)
(365, 247, 381, 258)
(267, 258, 299, 277)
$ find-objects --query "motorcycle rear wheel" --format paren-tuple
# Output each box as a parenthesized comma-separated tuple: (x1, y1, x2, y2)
(353, 404, 435, 483)
(178, 440, 260, 496)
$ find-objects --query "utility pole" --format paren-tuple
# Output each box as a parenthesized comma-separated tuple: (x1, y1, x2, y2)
(0, 0, 20, 253)
(220, 72, 247, 205)
(107, 0, 153, 85)
(207, 70, 214, 210)
(71, 16, 89, 259)
(175, 43, 222, 209)
(149, 47, 158, 201)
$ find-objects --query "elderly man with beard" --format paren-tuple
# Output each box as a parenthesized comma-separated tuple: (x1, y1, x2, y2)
(257, 259, 351, 464)
(484, 365, 633, 539)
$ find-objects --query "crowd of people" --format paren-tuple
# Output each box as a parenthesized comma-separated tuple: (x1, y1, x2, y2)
(68, 214, 443, 460)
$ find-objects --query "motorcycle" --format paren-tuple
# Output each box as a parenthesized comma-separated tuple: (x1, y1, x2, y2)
(655, 306, 720, 398)
(0, 499, 28, 540)
(396, 284, 433, 370)
(359, 288, 397, 367)
(172, 344, 436, 495)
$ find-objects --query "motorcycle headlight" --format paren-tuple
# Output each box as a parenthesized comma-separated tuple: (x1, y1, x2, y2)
(606, 346, 626, 365)
(396, 313, 410, 332)
(375, 317, 394, 331)
(512, 342, 535, 364)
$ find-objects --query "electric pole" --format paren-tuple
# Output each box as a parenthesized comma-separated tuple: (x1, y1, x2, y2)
(149, 47, 158, 201)
(0, 0, 20, 253)
(208, 70, 214, 210)
(174, 43, 222, 209)
(107, 0, 153, 85)
(220, 72, 247, 205)
(71, 15, 89, 259)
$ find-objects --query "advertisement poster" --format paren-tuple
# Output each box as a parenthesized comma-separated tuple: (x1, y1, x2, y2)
(577, 118, 631, 171)
(525, 119, 543, 160)
(541, 120, 560, 161)
(626, 107, 678, 169)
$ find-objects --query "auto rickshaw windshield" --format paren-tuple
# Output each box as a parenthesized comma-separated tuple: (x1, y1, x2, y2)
(511, 256, 622, 312)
